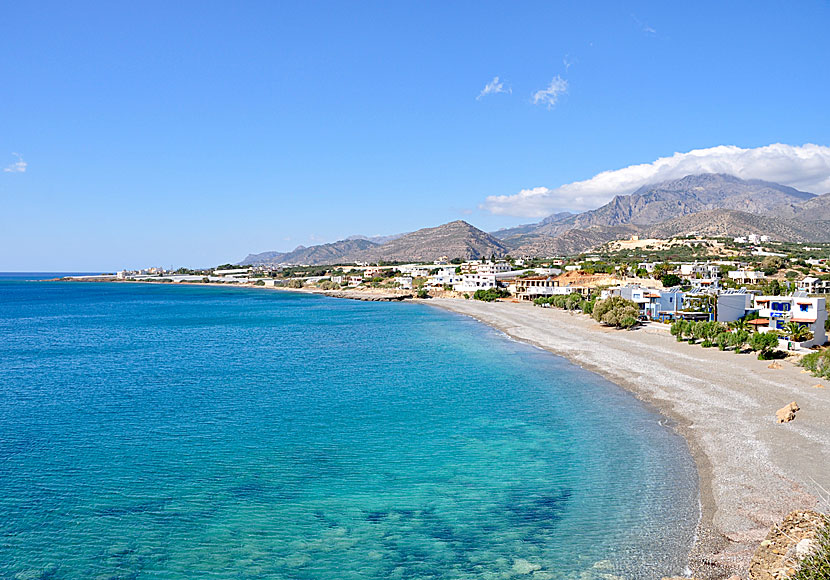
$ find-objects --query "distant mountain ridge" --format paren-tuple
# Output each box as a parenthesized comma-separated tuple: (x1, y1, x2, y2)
(243, 220, 507, 265)
(242, 174, 830, 265)
(493, 173, 825, 255)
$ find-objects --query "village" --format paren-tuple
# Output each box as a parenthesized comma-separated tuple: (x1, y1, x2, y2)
(93, 235, 830, 357)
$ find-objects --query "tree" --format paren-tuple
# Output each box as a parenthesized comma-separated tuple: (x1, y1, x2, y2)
(783, 321, 811, 343)
(730, 329, 750, 353)
(661, 273, 682, 288)
(748, 331, 780, 359)
(592, 296, 640, 329)
(716, 332, 731, 351)
(761, 256, 784, 275)
(762, 279, 782, 296)
(670, 320, 684, 342)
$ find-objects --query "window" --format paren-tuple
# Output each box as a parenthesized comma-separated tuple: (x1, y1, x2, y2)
(800, 304, 810, 312)
(771, 302, 791, 312)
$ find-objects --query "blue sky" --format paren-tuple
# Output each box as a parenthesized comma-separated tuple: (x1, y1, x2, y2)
(2, 1, 829, 270)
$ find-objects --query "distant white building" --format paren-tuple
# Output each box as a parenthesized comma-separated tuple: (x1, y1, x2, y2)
(214, 268, 251, 277)
(394, 276, 413, 290)
(679, 262, 720, 280)
(453, 273, 498, 293)
(797, 276, 830, 294)
(728, 270, 766, 285)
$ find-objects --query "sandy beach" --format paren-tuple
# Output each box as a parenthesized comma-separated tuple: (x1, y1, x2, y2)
(428, 298, 830, 579)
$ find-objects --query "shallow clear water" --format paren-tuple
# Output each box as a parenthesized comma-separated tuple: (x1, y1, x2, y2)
(0, 278, 698, 579)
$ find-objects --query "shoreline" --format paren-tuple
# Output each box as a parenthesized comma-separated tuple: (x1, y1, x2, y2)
(425, 298, 830, 579)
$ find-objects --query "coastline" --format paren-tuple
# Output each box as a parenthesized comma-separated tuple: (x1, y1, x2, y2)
(425, 298, 830, 579)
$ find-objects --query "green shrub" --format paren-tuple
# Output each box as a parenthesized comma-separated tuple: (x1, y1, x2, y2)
(798, 350, 830, 379)
(716, 332, 730, 351)
(417, 288, 430, 299)
(472, 288, 509, 302)
(793, 516, 830, 580)
(749, 331, 781, 359)
(730, 329, 750, 353)
(592, 296, 640, 329)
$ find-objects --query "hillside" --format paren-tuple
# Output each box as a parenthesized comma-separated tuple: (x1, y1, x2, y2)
(774, 192, 830, 221)
(644, 209, 830, 242)
(511, 225, 641, 257)
(359, 220, 509, 262)
(242, 238, 379, 266)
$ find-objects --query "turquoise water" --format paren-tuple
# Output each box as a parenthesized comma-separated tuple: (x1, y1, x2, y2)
(0, 277, 698, 579)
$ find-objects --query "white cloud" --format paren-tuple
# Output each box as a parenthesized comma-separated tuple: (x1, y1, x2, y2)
(481, 143, 830, 218)
(531, 76, 568, 109)
(3, 152, 26, 173)
(632, 15, 657, 35)
(477, 76, 510, 100)
(563, 55, 574, 71)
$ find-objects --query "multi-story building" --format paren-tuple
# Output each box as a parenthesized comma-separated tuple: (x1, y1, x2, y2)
(796, 276, 830, 294)
(679, 262, 720, 280)
(514, 277, 560, 301)
(753, 292, 827, 347)
(453, 273, 498, 293)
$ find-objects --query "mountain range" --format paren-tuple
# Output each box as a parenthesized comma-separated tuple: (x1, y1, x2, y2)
(241, 173, 830, 265)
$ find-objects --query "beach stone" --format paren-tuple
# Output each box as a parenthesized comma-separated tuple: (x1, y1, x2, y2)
(812, 383, 825, 389)
(775, 401, 799, 423)
(767, 361, 783, 369)
(748, 509, 826, 579)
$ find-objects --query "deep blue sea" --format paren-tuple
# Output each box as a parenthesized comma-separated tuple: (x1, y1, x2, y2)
(0, 275, 698, 580)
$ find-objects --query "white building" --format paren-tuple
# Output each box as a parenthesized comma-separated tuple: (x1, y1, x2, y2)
(728, 270, 766, 285)
(394, 276, 413, 290)
(753, 292, 827, 347)
(453, 274, 498, 293)
(466, 261, 510, 275)
(797, 276, 830, 294)
(679, 262, 720, 280)
(398, 265, 432, 277)
(427, 267, 461, 288)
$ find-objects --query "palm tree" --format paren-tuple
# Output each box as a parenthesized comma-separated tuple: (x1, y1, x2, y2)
(783, 321, 811, 342)
(730, 317, 748, 332)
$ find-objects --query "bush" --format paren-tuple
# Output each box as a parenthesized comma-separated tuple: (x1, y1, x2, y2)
(749, 331, 780, 359)
(417, 288, 430, 299)
(254, 280, 265, 286)
(730, 329, 750, 353)
(287, 279, 304, 289)
(660, 273, 682, 287)
(716, 332, 731, 351)
(592, 296, 640, 329)
(792, 516, 830, 580)
(798, 350, 830, 379)
(472, 288, 509, 302)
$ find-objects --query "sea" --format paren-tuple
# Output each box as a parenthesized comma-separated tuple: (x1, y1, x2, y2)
(0, 274, 699, 580)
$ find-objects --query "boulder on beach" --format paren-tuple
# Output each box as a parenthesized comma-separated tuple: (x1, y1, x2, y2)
(775, 401, 799, 423)
(767, 361, 783, 369)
